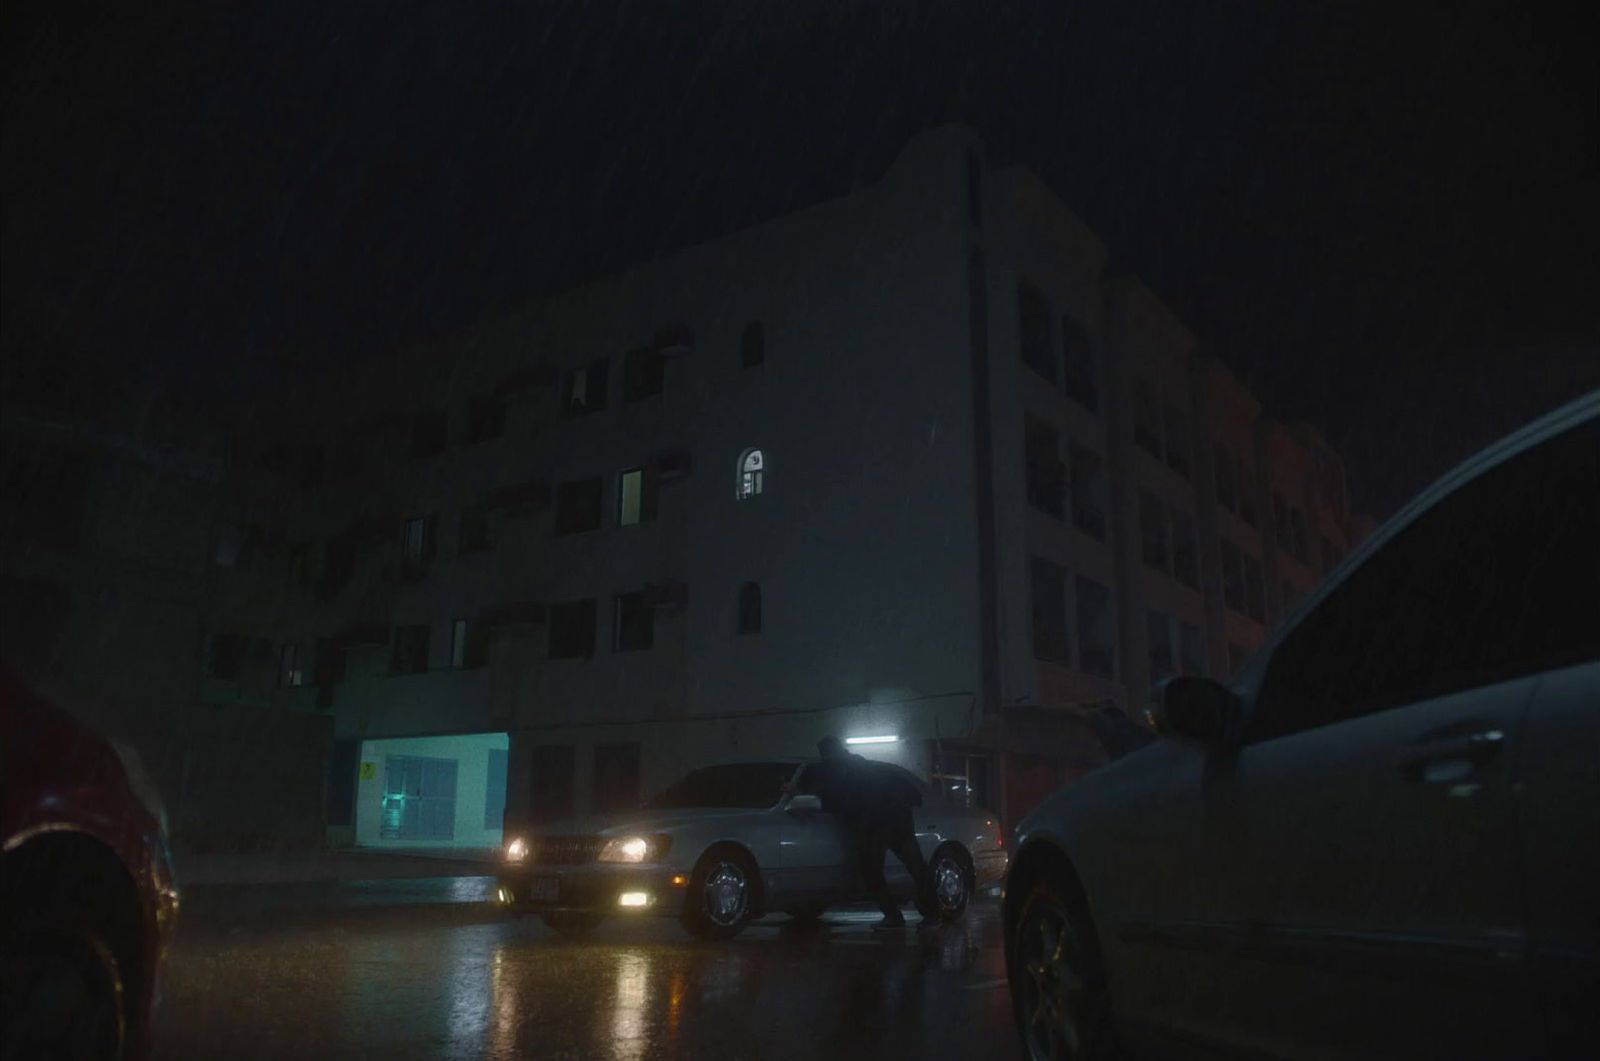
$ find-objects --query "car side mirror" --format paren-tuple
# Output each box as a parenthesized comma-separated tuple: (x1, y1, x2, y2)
(1145, 676, 1240, 748)
(786, 794, 822, 813)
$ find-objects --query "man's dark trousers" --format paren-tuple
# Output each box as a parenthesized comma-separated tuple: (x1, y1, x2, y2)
(855, 806, 938, 921)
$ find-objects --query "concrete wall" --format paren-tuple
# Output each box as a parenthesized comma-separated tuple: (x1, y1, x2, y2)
(354, 732, 509, 849)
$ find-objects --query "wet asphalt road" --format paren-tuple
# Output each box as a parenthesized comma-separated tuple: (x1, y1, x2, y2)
(152, 877, 1020, 1060)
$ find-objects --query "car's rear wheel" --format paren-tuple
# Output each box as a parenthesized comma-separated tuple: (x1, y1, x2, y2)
(1011, 876, 1112, 1061)
(929, 848, 971, 921)
(680, 848, 757, 940)
(540, 912, 603, 939)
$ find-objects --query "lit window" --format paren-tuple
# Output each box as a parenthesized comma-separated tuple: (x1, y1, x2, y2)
(617, 467, 658, 526)
(619, 469, 643, 525)
(736, 448, 765, 500)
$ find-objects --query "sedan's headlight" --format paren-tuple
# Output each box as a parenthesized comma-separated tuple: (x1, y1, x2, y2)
(505, 837, 529, 864)
(597, 835, 671, 864)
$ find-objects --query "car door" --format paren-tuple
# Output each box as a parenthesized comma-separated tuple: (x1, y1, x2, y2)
(778, 764, 853, 898)
(1146, 413, 1596, 1059)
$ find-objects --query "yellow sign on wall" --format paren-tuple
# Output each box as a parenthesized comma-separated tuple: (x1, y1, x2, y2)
(359, 761, 377, 781)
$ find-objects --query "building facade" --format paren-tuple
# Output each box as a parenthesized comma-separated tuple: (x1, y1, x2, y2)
(205, 126, 1371, 848)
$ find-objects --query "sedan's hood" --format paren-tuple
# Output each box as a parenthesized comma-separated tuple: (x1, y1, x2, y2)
(529, 806, 769, 837)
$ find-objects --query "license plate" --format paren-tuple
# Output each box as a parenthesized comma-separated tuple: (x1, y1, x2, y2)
(527, 877, 559, 902)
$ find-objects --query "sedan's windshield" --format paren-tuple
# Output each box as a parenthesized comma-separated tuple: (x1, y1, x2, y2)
(645, 762, 797, 810)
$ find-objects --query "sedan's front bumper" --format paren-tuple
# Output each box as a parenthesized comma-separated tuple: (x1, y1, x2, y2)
(495, 863, 691, 916)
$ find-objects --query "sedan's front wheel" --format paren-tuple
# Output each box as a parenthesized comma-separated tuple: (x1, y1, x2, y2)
(1011, 877, 1112, 1061)
(680, 849, 756, 940)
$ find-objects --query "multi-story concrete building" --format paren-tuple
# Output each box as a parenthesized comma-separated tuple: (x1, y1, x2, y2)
(0, 382, 331, 853)
(207, 125, 1371, 847)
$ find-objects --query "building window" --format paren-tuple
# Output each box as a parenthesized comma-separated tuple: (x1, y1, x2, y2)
(1146, 611, 1175, 682)
(1075, 576, 1116, 678)
(278, 643, 302, 688)
(401, 515, 437, 577)
(1178, 621, 1205, 676)
(1215, 444, 1239, 513)
(741, 321, 765, 368)
(1139, 492, 1170, 571)
(1170, 507, 1199, 588)
(554, 478, 603, 534)
(1243, 553, 1266, 622)
(391, 624, 430, 675)
(1025, 417, 1065, 518)
(1221, 539, 1247, 614)
(402, 517, 428, 562)
(614, 592, 654, 652)
(465, 396, 507, 444)
(1030, 558, 1072, 664)
(1133, 376, 1162, 456)
(560, 358, 609, 417)
(1060, 314, 1097, 411)
(1069, 442, 1107, 541)
(1017, 282, 1055, 382)
(451, 618, 469, 669)
(548, 599, 597, 659)
(1162, 402, 1190, 478)
(617, 467, 660, 526)
(738, 582, 762, 635)
(622, 346, 665, 402)
(459, 506, 492, 554)
(594, 742, 642, 814)
(410, 409, 448, 458)
(736, 448, 765, 500)
(207, 632, 245, 679)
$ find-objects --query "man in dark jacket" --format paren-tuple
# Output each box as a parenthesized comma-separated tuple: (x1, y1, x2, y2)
(809, 735, 939, 930)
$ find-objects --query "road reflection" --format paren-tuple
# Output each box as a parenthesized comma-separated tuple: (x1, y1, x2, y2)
(611, 951, 652, 1060)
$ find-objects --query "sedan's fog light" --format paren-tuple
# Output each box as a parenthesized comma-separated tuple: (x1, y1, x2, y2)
(618, 891, 651, 908)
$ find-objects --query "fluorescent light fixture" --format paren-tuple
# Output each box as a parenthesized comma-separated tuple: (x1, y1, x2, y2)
(618, 891, 651, 908)
(845, 734, 899, 745)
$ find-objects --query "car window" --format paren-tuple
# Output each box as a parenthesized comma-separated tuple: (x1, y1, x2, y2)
(644, 762, 796, 809)
(1245, 418, 1599, 744)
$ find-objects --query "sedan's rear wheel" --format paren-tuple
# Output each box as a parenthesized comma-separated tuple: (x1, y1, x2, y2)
(1011, 877, 1111, 1061)
(681, 849, 756, 940)
(929, 849, 971, 921)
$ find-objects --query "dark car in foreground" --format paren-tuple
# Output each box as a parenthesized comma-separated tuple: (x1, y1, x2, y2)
(497, 758, 1006, 939)
(1, 672, 181, 1060)
(1003, 393, 1599, 1060)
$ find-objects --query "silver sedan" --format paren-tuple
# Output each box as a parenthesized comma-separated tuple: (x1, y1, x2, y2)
(496, 759, 1007, 939)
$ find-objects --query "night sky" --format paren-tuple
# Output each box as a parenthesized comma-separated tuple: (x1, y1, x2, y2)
(4, 0, 1596, 517)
